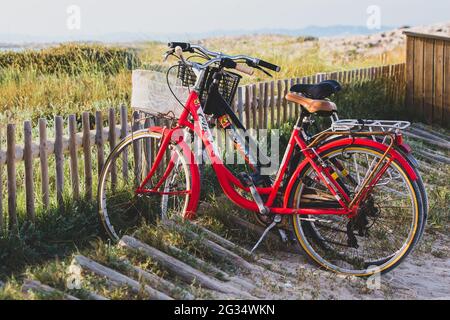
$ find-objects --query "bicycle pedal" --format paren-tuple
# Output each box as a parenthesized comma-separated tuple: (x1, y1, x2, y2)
(237, 172, 253, 187)
(278, 229, 289, 243)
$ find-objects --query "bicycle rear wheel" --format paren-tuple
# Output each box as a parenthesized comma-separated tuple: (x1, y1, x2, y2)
(288, 144, 425, 276)
(98, 130, 193, 241)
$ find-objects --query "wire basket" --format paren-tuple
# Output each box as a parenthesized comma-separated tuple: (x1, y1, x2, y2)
(131, 69, 189, 119)
(177, 63, 241, 106)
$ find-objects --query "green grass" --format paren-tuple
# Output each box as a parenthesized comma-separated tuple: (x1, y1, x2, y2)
(0, 199, 101, 279)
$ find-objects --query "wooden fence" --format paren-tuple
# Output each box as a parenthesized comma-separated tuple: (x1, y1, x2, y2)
(405, 31, 450, 128)
(231, 63, 405, 130)
(0, 63, 405, 235)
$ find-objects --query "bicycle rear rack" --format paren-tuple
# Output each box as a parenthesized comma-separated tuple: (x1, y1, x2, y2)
(331, 119, 411, 133)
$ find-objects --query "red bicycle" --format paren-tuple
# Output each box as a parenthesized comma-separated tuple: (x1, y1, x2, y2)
(98, 43, 427, 276)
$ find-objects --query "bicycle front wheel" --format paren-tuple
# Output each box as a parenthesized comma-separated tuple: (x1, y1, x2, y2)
(98, 130, 193, 241)
(288, 144, 425, 276)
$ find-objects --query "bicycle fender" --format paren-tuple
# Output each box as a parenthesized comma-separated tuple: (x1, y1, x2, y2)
(283, 138, 418, 208)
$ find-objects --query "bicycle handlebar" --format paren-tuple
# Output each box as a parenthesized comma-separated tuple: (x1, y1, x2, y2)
(255, 59, 281, 72)
(168, 42, 281, 74)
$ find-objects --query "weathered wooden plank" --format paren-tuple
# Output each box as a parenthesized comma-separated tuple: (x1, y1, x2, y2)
(7, 124, 17, 230)
(167, 245, 259, 294)
(263, 82, 269, 129)
(72, 255, 172, 300)
(237, 87, 244, 123)
(119, 236, 252, 297)
(132, 111, 142, 182)
(24, 121, 35, 222)
(108, 109, 118, 191)
(82, 112, 93, 200)
(276, 80, 282, 128)
(404, 131, 450, 150)
(186, 220, 252, 257)
(270, 81, 275, 129)
(121, 259, 194, 300)
(95, 111, 105, 177)
(22, 280, 79, 300)
(252, 84, 257, 130)
(433, 40, 445, 126)
(167, 244, 229, 279)
(258, 82, 264, 130)
(120, 106, 129, 180)
(163, 220, 256, 273)
(143, 117, 153, 179)
(226, 214, 284, 248)
(0, 146, 3, 234)
(54, 116, 64, 208)
(283, 79, 289, 122)
(414, 149, 450, 164)
(245, 86, 251, 129)
(39, 119, 50, 209)
(289, 78, 295, 120)
(407, 127, 449, 144)
(68, 115, 80, 200)
(423, 39, 435, 124)
(413, 38, 425, 119)
(444, 42, 450, 128)
(412, 123, 450, 141)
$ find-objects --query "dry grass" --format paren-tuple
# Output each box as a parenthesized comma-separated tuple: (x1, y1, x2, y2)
(0, 35, 405, 122)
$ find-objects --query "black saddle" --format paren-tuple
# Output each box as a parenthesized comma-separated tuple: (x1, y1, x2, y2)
(290, 80, 342, 100)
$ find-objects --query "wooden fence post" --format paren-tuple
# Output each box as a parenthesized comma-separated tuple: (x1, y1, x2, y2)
(108, 108, 118, 191)
(120, 106, 129, 181)
(277, 80, 282, 129)
(283, 79, 288, 122)
(263, 82, 269, 129)
(132, 111, 142, 182)
(39, 119, 50, 209)
(0, 130, 3, 235)
(68, 115, 80, 200)
(289, 78, 295, 120)
(245, 86, 251, 129)
(258, 82, 264, 130)
(24, 121, 35, 222)
(95, 111, 105, 177)
(54, 116, 64, 209)
(251, 84, 257, 131)
(143, 117, 153, 177)
(7, 124, 17, 231)
(270, 81, 275, 129)
(82, 112, 93, 200)
(237, 87, 244, 123)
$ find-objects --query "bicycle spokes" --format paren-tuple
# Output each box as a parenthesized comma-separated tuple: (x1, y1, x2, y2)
(291, 146, 421, 275)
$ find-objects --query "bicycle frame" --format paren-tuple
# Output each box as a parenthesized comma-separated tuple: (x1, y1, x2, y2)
(136, 89, 418, 219)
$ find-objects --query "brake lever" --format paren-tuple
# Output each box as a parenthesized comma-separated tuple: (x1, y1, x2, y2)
(254, 65, 273, 78)
(163, 49, 175, 62)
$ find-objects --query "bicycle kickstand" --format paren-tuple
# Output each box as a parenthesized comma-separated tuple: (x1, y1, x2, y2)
(251, 215, 282, 254)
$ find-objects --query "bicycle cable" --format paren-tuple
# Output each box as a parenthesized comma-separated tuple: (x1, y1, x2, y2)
(166, 64, 190, 112)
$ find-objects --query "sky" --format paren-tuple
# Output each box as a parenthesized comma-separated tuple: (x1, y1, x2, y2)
(0, 0, 448, 39)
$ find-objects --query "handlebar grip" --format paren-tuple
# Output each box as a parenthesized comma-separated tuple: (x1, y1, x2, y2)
(174, 46, 184, 57)
(168, 42, 191, 51)
(257, 59, 281, 72)
(235, 64, 255, 76)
